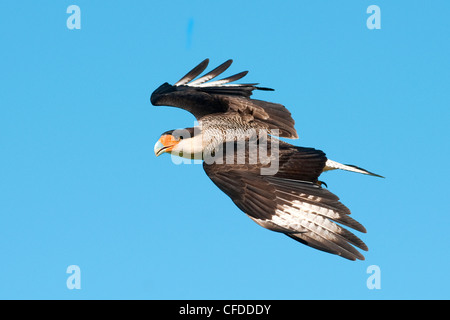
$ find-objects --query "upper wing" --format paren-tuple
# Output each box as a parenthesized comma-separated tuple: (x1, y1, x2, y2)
(150, 59, 298, 139)
(203, 139, 368, 260)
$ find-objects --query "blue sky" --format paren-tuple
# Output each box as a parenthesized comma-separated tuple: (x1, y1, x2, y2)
(0, 1, 449, 299)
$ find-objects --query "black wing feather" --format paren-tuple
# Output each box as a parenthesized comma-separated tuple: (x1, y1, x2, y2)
(174, 58, 210, 86)
(189, 59, 233, 85)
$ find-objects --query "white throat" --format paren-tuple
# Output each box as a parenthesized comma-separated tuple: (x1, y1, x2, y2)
(170, 132, 204, 159)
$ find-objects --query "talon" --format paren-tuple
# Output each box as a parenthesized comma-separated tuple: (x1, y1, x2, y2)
(317, 180, 328, 188)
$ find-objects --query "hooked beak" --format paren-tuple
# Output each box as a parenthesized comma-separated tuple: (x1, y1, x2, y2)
(154, 135, 178, 157)
(154, 140, 166, 157)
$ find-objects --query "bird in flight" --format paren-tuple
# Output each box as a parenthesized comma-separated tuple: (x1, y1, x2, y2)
(151, 59, 382, 261)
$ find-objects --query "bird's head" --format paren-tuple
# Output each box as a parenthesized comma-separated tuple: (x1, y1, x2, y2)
(154, 130, 180, 157)
(154, 127, 201, 158)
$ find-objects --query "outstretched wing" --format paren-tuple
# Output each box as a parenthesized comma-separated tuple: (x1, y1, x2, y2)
(150, 59, 298, 139)
(202, 139, 368, 261)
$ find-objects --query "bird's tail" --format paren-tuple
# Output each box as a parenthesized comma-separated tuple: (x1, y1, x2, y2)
(324, 159, 384, 178)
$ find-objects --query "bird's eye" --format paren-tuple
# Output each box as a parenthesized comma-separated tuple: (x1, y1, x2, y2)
(177, 136, 184, 140)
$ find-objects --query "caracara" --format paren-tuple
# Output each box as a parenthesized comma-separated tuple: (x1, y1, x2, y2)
(151, 59, 382, 261)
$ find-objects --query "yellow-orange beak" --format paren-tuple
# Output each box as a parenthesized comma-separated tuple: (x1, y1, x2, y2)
(154, 135, 179, 157)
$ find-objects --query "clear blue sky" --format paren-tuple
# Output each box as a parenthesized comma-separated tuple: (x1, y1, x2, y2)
(1, 1, 449, 299)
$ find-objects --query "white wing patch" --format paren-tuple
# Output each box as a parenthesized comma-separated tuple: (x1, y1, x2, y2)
(248, 191, 368, 260)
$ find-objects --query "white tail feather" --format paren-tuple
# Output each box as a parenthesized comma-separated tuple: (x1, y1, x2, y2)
(324, 160, 383, 178)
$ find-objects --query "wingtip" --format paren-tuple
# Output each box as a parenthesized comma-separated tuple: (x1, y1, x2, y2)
(174, 58, 210, 86)
(199, 58, 210, 69)
(189, 59, 236, 86)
